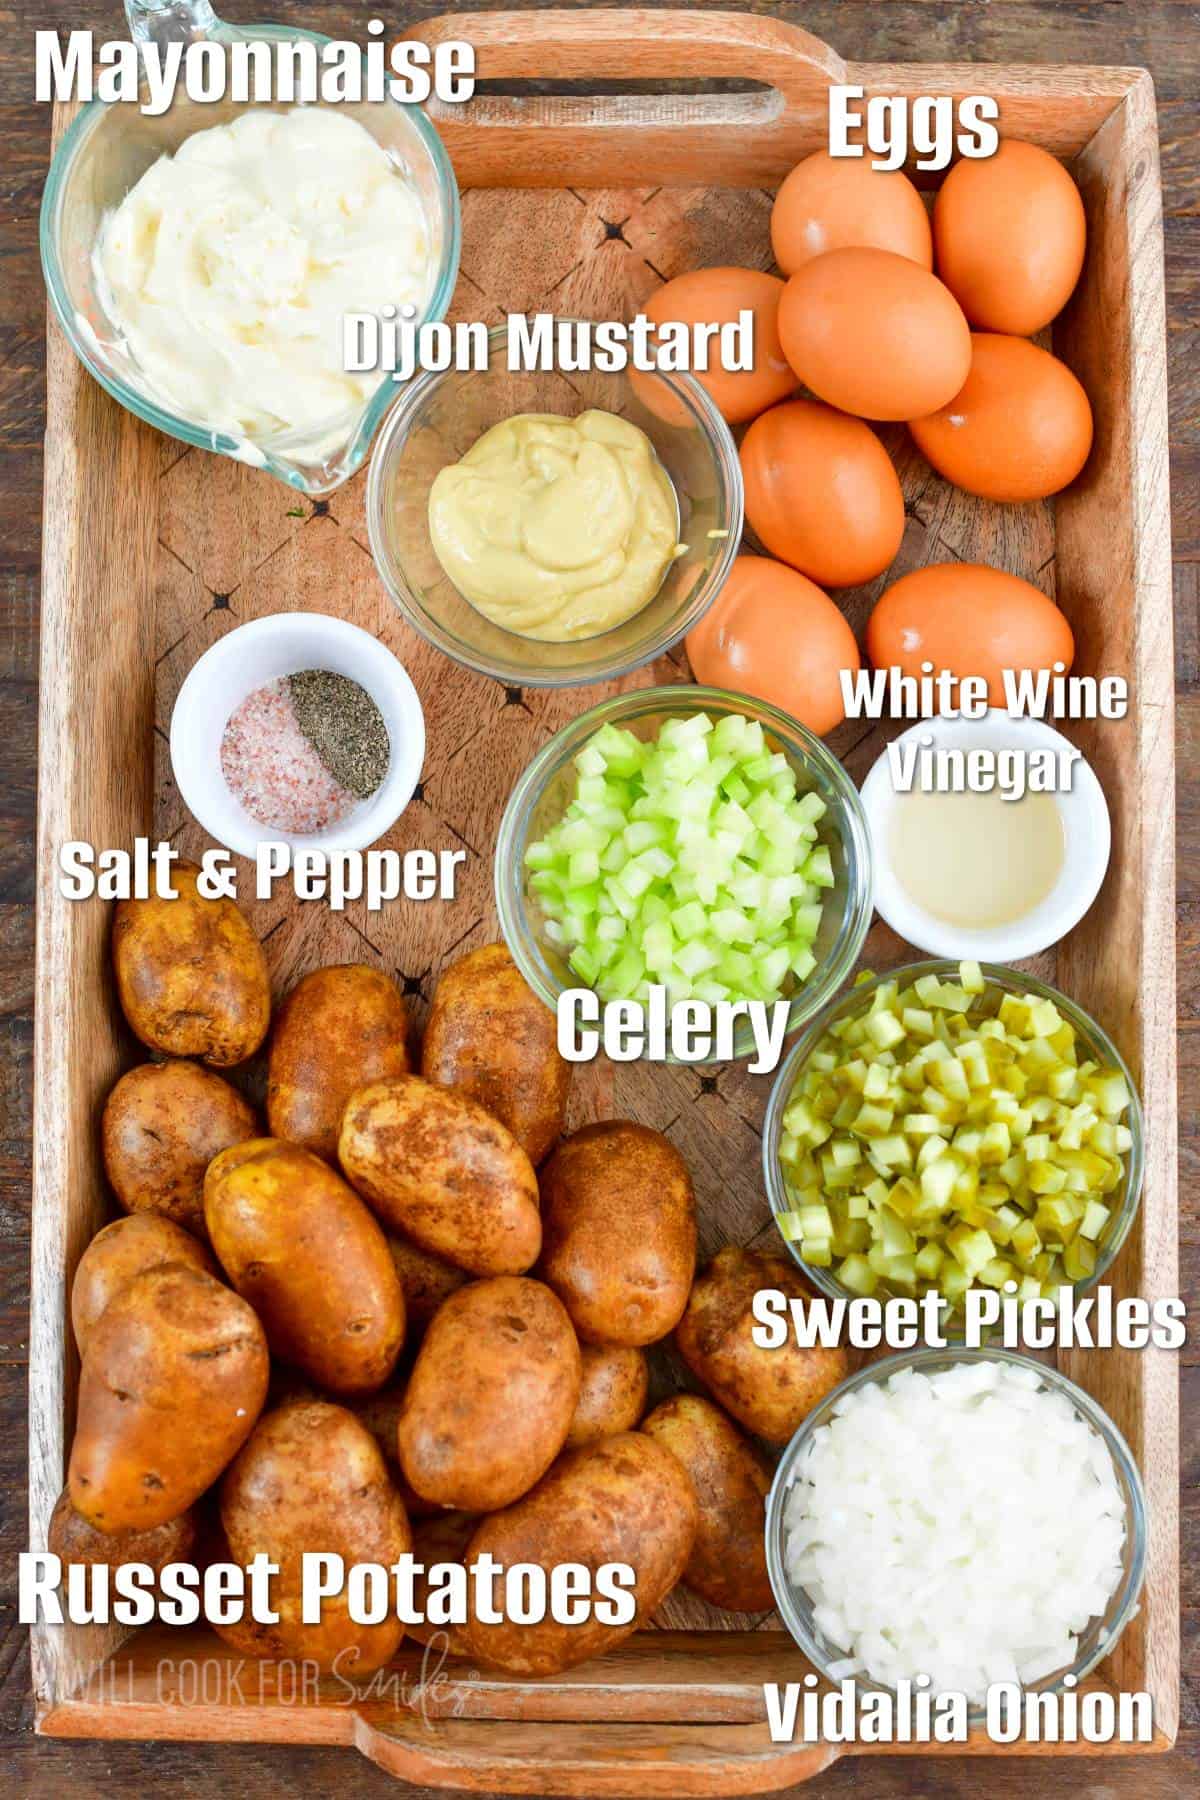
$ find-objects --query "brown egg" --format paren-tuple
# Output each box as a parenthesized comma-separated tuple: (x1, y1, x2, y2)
(639, 267, 798, 424)
(866, 563, 1075, 707)
(685, 554, 860, 737)
(771, 151, 932, 274)
(909, 333, 1093, 501)
(933, 140, 1086, 335)
(740, 398, 904, 588)
(778, 248, 971, 422)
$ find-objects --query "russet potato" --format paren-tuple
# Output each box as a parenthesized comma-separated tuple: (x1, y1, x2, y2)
(675, 1245, 852, 1443)
(566, 1344, 649, 1448)
(459, 1433, 697, 1676)
(267, 964, 410, 1162)
(48, 1486, 197, 1573)
(219, 1400, 411, 1674)
(112, 862, 270, 1067)
(71, 1213, 218, 1357)
(422, 944, 570, 1165)
(102, 1059, 257, 1236)
(338, 1076, 541, 1276)
(205, 1139, 405, 1396)
(538, 1122, 696, 1346)
(69, 1263, 269, 1532)
(398, 1276, 581, 1511)
(642, 1392, 775, 1612)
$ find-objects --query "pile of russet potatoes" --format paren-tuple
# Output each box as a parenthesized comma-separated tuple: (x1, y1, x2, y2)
(54, 865, 851, 1678)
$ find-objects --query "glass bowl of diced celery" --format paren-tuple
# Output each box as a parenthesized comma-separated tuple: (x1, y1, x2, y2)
(763, 961, 1144, 1317)
(494, 687, 873, 1063)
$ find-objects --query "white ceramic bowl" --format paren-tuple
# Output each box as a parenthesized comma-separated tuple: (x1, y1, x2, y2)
(860, 710, 1110, 960)
(170, 614, 425, 858)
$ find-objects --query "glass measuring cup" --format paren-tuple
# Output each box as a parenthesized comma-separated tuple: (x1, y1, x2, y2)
(39, 0, 461, 495)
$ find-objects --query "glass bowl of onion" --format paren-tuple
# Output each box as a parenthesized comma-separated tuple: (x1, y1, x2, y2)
(494, 686, 873, 1063)
(764, 1346, 1148, 1716)
(365, 322, 743, 686)
(762, 960, 1145, 1321)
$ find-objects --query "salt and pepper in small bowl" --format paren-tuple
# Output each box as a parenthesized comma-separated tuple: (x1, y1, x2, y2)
(169, 614, 425, 858)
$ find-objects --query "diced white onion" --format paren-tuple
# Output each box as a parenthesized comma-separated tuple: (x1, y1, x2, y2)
(781, 1360, 1128, 1702)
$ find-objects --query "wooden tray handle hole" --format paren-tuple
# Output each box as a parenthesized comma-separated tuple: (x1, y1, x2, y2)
(433, 78, 784, 133)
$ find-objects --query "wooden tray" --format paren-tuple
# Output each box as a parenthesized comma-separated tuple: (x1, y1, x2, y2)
(31, 9, 1178, 1792)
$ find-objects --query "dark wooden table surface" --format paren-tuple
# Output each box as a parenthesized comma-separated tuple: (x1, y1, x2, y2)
(2, 1, 1196, 1794)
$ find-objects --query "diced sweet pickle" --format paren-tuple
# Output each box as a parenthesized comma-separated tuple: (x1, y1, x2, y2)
(903, 1113, 942, 1140)
(920, 1156, 960, 1210)
(947, 1224, 996, 1277)
(777, 964, 1134, 1310)
(914, 1241, 944, 1281)
(1080, 1200, 1110, 1241)
(1062, 1236, 1096, 1281)
(854, 1101, 894, 1136)
(839, 1253, 877, 1295)
(866, 1011, 906, 1051)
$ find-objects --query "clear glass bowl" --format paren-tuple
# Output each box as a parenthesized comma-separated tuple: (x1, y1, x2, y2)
(38, 18, 460, 495)
(765, 1345, 1148, 1715)
(365, 325, 743, 686)
(494, 686, 873, 1062)
(763, 960, 1145, 1320)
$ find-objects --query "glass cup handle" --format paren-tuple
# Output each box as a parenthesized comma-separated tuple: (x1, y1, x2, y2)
(124, 0, 218, 47)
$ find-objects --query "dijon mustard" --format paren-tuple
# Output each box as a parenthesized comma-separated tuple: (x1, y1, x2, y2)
(427, 410, 681, 642)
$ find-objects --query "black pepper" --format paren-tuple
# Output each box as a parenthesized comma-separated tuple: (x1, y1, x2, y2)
(287, 670, 390, 800)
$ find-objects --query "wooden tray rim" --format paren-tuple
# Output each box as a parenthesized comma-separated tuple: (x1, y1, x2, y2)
(28, 8, 1179, 1789)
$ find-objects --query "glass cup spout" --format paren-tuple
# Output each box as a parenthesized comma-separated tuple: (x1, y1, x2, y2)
(125, 0, 218, 48)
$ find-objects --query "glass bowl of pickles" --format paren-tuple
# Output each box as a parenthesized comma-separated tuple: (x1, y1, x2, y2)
(763, 960, 1144, 1317)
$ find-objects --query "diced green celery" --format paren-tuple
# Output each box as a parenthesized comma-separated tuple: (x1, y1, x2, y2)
(803, 845, 835, 888)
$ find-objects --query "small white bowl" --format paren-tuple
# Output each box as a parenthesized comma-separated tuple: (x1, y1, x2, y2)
(170, 613, 425, 858)
(860, 710, 1110, 961)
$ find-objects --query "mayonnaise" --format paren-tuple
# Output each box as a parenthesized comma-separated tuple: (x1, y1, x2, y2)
(93, 108, 430, 450)
(427, 411, 681, 642)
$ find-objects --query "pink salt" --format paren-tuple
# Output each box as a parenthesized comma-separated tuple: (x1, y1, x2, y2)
(220, 678, 357, 835)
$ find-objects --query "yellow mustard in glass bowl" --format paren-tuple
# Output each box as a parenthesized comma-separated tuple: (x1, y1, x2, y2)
(428, 410, 682, 643)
